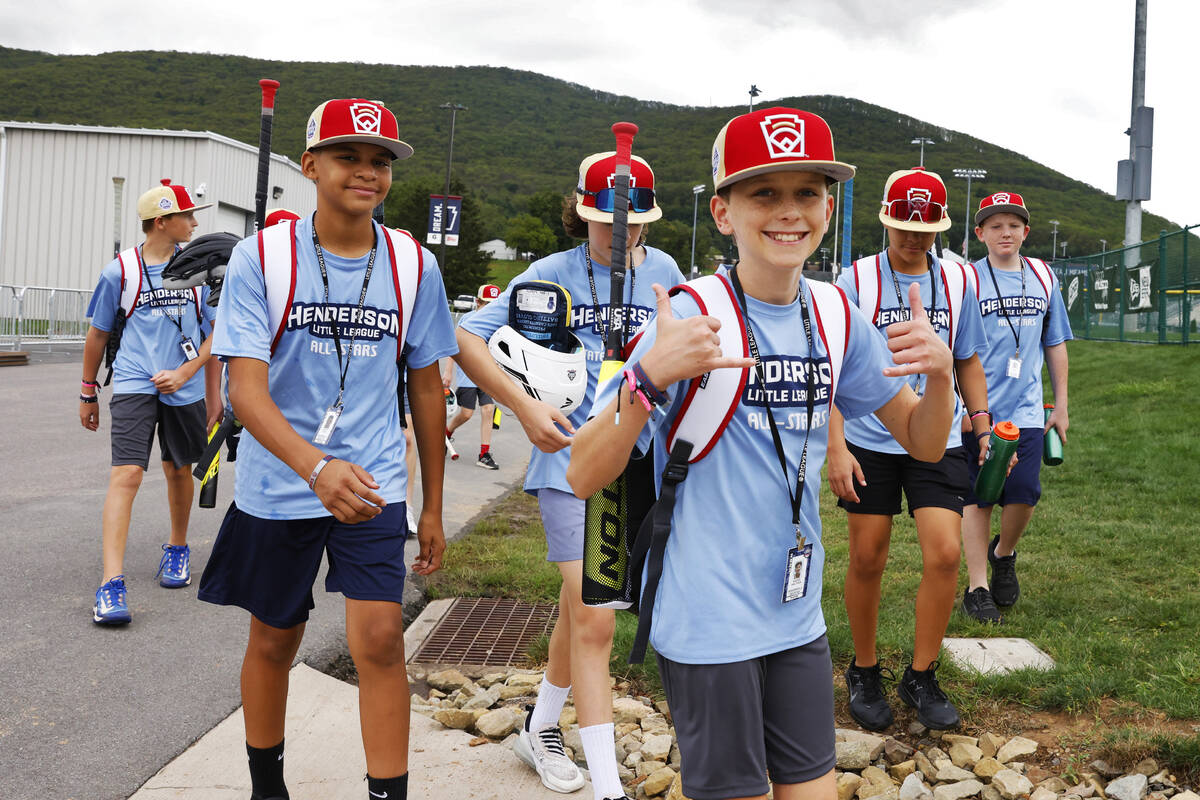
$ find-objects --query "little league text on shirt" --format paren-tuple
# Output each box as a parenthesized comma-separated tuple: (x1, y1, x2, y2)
(310, 340, 380, 358)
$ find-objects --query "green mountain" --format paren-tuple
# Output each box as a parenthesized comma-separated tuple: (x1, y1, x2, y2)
(0, 45, 1174, 266)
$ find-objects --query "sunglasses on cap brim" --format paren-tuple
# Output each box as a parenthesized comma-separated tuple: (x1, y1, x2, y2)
(577, 186, 657, 214)
(882, 198, 948, 224)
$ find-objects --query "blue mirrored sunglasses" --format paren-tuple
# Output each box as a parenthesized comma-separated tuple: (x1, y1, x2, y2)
(577, 186, 656, 214)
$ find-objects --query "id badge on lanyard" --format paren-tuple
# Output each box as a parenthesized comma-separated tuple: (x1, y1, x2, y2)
(180, 336, 199, 362)
(782, 532, 814, 603)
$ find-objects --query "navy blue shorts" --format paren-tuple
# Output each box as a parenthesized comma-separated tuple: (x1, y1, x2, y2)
(197, 502, 408, 629)
(964, 427, 1043, 507)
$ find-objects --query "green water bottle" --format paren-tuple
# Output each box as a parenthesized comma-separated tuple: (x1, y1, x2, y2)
(975, 421, 1020, 504)
(1043, 404, 1064, 466)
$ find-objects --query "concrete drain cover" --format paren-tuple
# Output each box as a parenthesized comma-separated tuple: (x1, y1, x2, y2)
(411, 597, 558, 667)
(942, 637, 1055, 675)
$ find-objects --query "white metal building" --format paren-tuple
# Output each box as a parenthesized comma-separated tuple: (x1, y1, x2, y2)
(0, 121, 315, 290)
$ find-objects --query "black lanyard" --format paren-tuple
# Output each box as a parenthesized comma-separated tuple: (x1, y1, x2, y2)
(984, 256, 1026, 358)
(886, 252, 937, 323)
(584, 243, 634, 345)
(729, 266, 815, 536)
(312, 223, 378, 405)
(138, 245, 188, 338)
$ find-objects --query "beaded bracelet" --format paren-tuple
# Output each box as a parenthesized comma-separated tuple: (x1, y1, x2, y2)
(79, 393, 98, 404)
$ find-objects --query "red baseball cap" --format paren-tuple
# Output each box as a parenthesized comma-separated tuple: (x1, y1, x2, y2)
(136, 179, 212, 221)
(575, 152, 662, 224)
(305, 98, 413, 161)
(711, 107, 855, 191)
(976, 191, 1030, 225)
(477, 284, 500, 302)
(264, 208, 302, 227)
(878, 167, 952, 232)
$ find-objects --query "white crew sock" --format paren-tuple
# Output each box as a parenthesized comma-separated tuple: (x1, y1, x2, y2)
(528, 678, 571, 731)
(580, 722, 623, 800)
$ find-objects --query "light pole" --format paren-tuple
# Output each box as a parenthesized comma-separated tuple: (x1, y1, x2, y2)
(819, 248, 829, 271)
(748, 85, 761, 113)
(438, 102, 467, 276)
(952, 168, 986, 261)
(1048, 219, 1061, 261)
(689, 184, 705, 279)
(1060, 241, 1068, 260)
(911, 137, 935, 167)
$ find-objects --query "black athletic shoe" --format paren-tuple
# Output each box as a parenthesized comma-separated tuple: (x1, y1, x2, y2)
(477, 452, 499, 470)
(988, 535, 1020, 607)
(845, 660, 895, 731)
(897, 661, 960, 730)
(962, 586, 1003, 624)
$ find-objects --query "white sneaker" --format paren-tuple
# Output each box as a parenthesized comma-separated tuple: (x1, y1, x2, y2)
(512, 708, 585, 793)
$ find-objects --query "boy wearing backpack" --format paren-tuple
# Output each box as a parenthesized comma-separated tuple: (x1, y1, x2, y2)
(197, 98, 456, 800)
(567, 107, 956, 800)
(79, 180, 219, 626)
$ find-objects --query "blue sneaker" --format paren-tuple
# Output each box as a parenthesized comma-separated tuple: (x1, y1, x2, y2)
(93, 576, 131, 625)
(156, 543, 191, 588)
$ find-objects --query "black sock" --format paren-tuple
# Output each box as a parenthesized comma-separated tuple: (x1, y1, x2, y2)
(247, 740, 289, 799)
(367, 772, 408, 800)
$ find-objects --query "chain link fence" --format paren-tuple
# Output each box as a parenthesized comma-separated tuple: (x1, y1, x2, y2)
(0, 285, 94, 351)
(1049, 225, 1198, 344)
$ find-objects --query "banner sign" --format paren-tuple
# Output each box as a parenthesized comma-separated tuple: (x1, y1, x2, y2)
(1125, 264, 1156, 312)
(427, 195, 463, 246)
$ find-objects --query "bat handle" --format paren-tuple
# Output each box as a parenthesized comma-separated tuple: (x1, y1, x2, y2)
(259, 79, 280, 110)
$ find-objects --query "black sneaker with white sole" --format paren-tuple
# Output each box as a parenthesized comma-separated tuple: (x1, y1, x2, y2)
(961, 586, 1003, 624)
(477, 452, 499, 470)
(988, 535, 1020, 607)
(896, 661, 960, 730)
(844, 660, 895, 731)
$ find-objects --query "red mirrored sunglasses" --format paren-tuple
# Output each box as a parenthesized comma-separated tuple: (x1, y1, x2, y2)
(882, 197, 947, 223)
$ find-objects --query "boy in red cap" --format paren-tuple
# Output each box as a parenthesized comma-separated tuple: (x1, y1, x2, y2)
(80, 179, 219, 625)
(827, 167, 990, 731)
(442, 283, 502, 469)
(569, 108, 956, 800)
(198, 98, 456, 800)
(960, 192, 1071, 623)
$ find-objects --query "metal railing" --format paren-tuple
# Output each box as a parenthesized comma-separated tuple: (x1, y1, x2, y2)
(0, 285, 94, 351)
(1049, 224, 1198, 344)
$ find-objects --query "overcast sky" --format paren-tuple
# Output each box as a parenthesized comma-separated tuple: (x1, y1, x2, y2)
(3, 0, 1195, 241)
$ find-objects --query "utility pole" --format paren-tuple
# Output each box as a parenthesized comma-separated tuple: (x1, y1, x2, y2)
(911, 137, 935, 167)
(748, 85, 761, 113)
(1049, 219, 1061, 261)
(1117, 0, 1151, 268)
(952, 168, 986, 261)
(689, 184, 705, 279)
(438, 102, 467, 276)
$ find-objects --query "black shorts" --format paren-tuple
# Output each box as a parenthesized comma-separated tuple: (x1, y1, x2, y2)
(197, 502, 408, 629)
(454, 386, 493, 410)
(836, 442, 969, 516)
(109, 393, 207, 470)
(964, 427, 1043, 507)
(656, 636, 836, 799)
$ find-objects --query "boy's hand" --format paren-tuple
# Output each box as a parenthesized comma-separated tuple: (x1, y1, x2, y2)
(151, 368, 189, 395)
(80, 398, 100, 431)
(1044, 404, 1069, 443)
(411, 508, 446, 575)
(311, 458, 386, 523)
(639, 284, 755, 388)
(882, 283, 953, 380)
(827, 445, 865, 504)
(514, 394, 575, 454)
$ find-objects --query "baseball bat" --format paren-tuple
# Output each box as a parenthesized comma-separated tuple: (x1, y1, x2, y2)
(193, 415, 236, 481)
(598, 122, 639, 386)
(197, 421, 221, 508)
(445, 436, 459, 460)
(254, 79, 280, 232)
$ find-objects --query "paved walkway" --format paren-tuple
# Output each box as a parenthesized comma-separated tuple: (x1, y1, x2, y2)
(0, 359, 540, 800)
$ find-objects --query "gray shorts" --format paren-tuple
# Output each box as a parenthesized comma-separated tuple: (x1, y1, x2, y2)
(656, 635, 836, 799)
(110, 393, 207, 470)
(537, 488, 584, 562)
(455, 386, 494, 410)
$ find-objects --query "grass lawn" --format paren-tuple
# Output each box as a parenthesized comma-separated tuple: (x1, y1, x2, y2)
(424, 338, 1200, 771)
(486, 259, 532, 289)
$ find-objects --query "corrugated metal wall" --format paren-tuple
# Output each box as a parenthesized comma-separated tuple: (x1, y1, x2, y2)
(0, 124, 315, 290)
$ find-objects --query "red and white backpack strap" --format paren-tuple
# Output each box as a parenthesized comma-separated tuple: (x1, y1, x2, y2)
(939, 259, 967, 351)
(381, 226, 423, 359)
(116, 247, 143, 315)
(852, 255, 882, 326)
(664, 273, 750, 464)
(807, 280, 849, 405)
(1024, 257, 1054, 299)
(260, 220, 298, 356)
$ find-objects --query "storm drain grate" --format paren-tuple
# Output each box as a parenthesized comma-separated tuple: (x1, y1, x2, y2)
(412, 597, 558, 667)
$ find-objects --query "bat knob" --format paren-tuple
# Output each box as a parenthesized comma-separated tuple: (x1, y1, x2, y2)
(259, 79, 280, 108)
(612, 121, 639, 138)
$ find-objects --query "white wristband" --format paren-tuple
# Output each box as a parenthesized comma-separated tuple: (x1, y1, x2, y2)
(308, 455, 334, 489)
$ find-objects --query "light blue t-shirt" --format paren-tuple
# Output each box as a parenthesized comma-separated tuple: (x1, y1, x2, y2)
(460, 244, 685, 495)
(212, 217, 458, 519)
(86, 247, 215, 406)
(969, 257, 1073, 428)
(591, 278, 905, 664)
(836, 251, 986, 453)
(451, 310, 478, 390)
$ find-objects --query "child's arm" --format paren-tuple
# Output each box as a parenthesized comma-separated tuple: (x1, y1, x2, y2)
(79, 325, 109, 431)
(826, 407, 864, 503)
(150, 334, 214, 395)
(205, 359, 224, 431)
(227, 356, 385, 523)
(1044, 342, 1069, 442)
(954, 353, 991, 464)
(568, 284, 754, 498)
(406, 361, 448, 576)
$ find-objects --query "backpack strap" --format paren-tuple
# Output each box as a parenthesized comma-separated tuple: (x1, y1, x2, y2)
(851, 255, 883, 326)
(807, 279, 849, 404)
(1024, 257, 1054, 300)
(939, 259, 968, 351)
(116, 247, 143, 315)
(664, 273, 750, 463)
(381, 226, 423, 361)
(260, 220, 298, 356)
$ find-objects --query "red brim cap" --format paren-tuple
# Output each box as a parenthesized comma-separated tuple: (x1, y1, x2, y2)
(712, 107, 855, 191)
(306, 98, 413, 161)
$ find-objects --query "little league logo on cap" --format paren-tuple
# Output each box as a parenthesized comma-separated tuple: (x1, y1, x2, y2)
(305, 98, 414, 161)
(878, 167, 952, 232)
(711, 107, 855, 191)
(136, 178, 212, 221)
(575, 152, 663, 224)
(976, 191, 1030, 226)
(477, 283, 501, 302)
